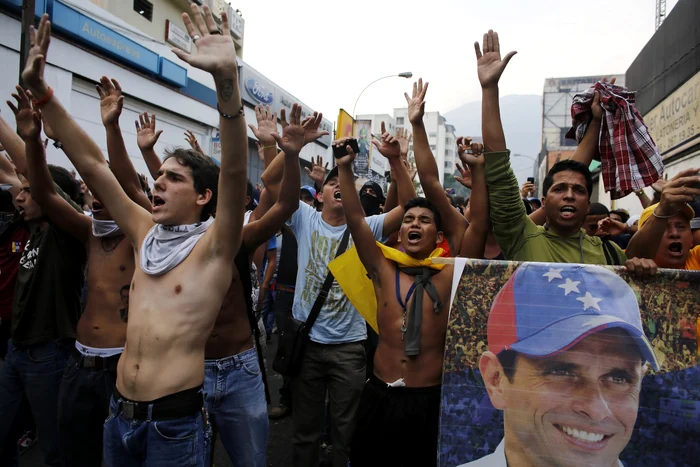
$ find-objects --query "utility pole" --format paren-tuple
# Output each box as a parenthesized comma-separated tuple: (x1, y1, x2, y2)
(19, 0, 36, 87)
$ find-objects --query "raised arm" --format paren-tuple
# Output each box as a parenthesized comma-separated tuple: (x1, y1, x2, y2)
(625, 169, 700, 259)
(383, 128, 412, 213)
(98, 76, 152, 211)
(20, 14, 152, 244)
(457, 139, 488, 258)
(172, 4, 247, 260)
(569, 77, 614, 167)
(9, 86, 90, 242)
(406, 80, 467, 251)
(184, 129, 205, 155)
(373, 125, 416, 237)
(0, 114, 27, 175)
(136, 112, 164, 180)
(242, 105, 305, 251)
(249, 105, 283, 221)
(336, 138, 388, 280)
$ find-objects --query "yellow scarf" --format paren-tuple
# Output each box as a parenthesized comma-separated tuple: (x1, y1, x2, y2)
(328, 242, 447, 333)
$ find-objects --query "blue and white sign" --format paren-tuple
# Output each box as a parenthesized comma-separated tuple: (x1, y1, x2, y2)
(245, 78, 274, 105)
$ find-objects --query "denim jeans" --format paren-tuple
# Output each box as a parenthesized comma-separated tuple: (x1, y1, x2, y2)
(0, 339, 71, 467)
(103, 393, 211, 466)
(58, 353, 118, 466)
(204, 346, 268, 467)
(261, 289, 275, 337)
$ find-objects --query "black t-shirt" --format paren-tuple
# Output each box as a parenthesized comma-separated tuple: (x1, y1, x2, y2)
(11, 219, 87, 347)
(276, 225, 298, 287)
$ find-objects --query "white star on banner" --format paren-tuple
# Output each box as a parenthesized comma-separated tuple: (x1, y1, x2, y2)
(558, 278, 581, 296)
(543, 268, 563, 282)
(577, 292, 602, 311)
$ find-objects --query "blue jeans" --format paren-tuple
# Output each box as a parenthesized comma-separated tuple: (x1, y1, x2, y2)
(204, 346, 268, 467)
(0, 339, 71, 467)
(261, 289, 275, 336)
(103, 392, 211, 466)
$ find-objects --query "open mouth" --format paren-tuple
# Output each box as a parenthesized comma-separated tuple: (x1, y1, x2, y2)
(333, 192, 342, 200)
(668, 242, 684, 256)
(92, 200, 104, 212)
(555, 424, 610, 448)
(152, 195, 165, 208)
(560, 205, 576, 219)
(17, 207, 26, 217)
(407, 231, 422, 243)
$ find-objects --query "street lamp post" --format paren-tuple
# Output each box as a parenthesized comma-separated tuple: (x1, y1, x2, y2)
(352, 72, 413, 121)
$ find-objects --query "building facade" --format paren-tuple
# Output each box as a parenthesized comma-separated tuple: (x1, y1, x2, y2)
(0, 0, 331, 187)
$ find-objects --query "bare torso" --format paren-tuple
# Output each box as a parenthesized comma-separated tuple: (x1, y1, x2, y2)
(115, 242, 233, 401)
(205, 263, 254, 359)
(76, 233, 133, 348)
(373, 264, 453, 387)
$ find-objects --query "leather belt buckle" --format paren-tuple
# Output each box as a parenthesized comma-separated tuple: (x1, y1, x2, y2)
(122, 401, 137, 419)
(83, 356, 96, 368)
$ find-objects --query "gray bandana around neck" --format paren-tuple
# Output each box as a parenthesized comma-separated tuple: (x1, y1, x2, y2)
(92, 218, 122, 238)
(400, 267, 442, 357)
(140, 217, 214, 276)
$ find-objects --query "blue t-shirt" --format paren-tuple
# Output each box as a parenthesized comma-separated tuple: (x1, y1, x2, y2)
(288, 201, 386, 344)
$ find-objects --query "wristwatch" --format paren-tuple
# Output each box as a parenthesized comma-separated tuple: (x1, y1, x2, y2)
(635, 189, 645, 197)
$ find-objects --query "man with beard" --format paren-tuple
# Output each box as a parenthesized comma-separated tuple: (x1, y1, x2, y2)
(624, 168, 700, 270)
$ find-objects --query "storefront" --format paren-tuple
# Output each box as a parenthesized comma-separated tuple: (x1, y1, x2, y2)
(0, 0, 331, 185)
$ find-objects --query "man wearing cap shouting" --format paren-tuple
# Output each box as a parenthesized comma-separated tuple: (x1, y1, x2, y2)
(460, 263, 659, 467)
(625, 169, 700, 270)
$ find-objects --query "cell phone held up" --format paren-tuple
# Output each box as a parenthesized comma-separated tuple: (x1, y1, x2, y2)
(333, 138, 360, 159)
(527, 177, 535, 184)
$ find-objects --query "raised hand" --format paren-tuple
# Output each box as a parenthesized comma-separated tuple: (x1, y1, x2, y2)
(475, 30, 516, 88)
(97, 76, 124, 126)
(7, 86, 41, 141)
(21, 14, 51, 96)
(333, 138, 357, 168)
(302, 111, 329, 145)
(458, 137, 485, 168)
(171, 4, 237, 76)
(248, 105, 277, 147)
(396, 127, 411, 158)
(135, 112, 163, 151)
(404, 158, 417, 180)
(657, 168, 700, 216)
(404, 78, 429, 125)
(270, 104, 305, 155)
(597, 217, 628, 237)
(184, 130, 203, 153)
(304, 155, 328, 185)
(371, 121, 401, 159)
(591, 76, 617, 121)
(521, 181, 537, 198)
(454, 162, 473, 189)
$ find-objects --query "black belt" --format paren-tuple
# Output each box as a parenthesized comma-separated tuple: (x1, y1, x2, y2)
(71, 346, 121, 371)
(112, 386, 204, 421)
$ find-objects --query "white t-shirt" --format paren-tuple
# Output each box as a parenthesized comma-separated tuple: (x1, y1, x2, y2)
(288, 201, 386, 344)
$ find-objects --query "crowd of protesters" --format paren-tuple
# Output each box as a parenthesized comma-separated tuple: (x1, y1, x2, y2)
(0, 5, 698, 467)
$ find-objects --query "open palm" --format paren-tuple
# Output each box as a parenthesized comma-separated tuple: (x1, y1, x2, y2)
(8, 86, 41, 140)
(404, 78, 428, 125)
(249, 105, 277, 146)
(305, 155, 328, 184)
(272, 104, 305, 155)
(97, 77, 123, 125)
(475, 30, 516, 88)
(172, 5, 237, 74)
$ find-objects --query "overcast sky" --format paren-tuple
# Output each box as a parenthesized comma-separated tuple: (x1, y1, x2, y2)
(235, 0, 678, 124)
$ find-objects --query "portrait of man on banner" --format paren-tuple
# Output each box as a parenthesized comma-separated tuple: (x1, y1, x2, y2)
(440, 261, 700, 467)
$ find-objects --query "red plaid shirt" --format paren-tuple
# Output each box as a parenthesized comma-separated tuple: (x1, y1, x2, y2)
(565, 82, 664, 200)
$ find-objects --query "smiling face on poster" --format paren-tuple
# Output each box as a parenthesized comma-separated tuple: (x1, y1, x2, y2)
(440, 261, 699, 467)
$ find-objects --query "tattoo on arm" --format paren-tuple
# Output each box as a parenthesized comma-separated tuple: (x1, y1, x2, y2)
(219, 79, 234, 102)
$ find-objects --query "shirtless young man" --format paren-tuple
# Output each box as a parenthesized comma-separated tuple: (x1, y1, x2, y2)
(339, 139, 486, 466)
(9, 77, 151, 466)
(204, 104, 326, 467)
(21, 6, 248, 465)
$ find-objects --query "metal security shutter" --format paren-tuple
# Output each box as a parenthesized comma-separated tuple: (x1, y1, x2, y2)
(70, 77, 213, 181)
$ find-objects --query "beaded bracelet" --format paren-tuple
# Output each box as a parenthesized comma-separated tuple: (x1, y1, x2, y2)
(217, 104, 244, 120)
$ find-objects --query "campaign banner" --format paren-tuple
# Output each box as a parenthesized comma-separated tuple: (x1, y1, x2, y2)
(440, 259, 699, 467)
(354, 119, 372, 178)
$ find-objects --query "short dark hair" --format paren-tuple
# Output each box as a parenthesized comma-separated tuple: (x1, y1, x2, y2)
(246, 180, 257, 211)
(611, 209, 630, 223)
(588, 202, 610, 217)
(542, 160, 593, 199)
(496, 349, 518, 383)
(402, 197, 442, 232)
(454, 196, 466, 207)
(48, 165, 80, 203)
(163, 148, 220, 220)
